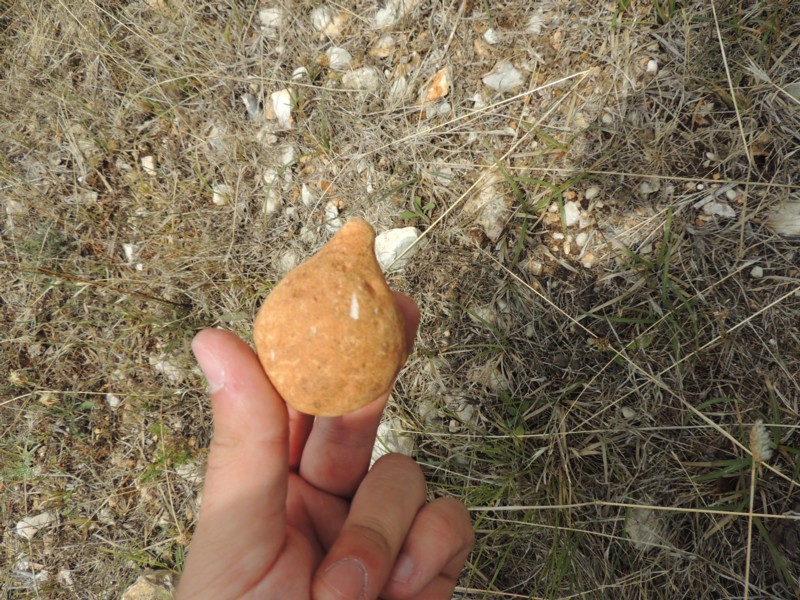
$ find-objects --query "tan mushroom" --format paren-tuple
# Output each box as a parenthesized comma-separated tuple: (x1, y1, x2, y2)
(253, 219, 406, 416)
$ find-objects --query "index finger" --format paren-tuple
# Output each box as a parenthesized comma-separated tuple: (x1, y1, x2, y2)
(298, 292, 420, 498)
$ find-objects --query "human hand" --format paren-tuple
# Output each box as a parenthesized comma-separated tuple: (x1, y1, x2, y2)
(176, 293, 474, 599)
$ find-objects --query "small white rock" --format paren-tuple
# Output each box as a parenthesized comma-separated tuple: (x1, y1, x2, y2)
(374, 227, 421, 271)
(702, 201, 736, 219)
(639, 180, 659, 195)
(5, 198, 25, 215)
(16, 512, 58, 540)
(175, 461, 203, 485)
(311, 6, 334, 32)
(621, 406, 637, 419)
(527, 12, 545, 35)
(584, 186, 600, 201)
(750, 265, 764, 278)
(141, 155, 156, 176)
(326, 46, 352, 71)
(106, 393, 123, 409)
(324, 200, 344, 233)
(122, 242, 137, 263)
(278, 249, 301, 274)
(575, 232, 588, 247)
(563, 201, 580, 227)
(278, 144, 296, 168)
(581, 252, 596, 269)
(301, 183, 316, 208)
(369, 34, 396, 58)
(483, 28, 500, 45)
(342, 67, 381, 93)
(767, 200, 800, 236)
(292, 66, 308, 80)
(482, 61, 525, 93)
(212, 183, 232, 206)
(426, 101, 451, 118)
(241, 93, 261, 120)
(271, 89, 294, 130)
(258, 7, 285, 31)
(725, 188, 739, 201)
(151, 354, 183, 384)
(646, 59, 658, 74)
(371, 417, 414, 464)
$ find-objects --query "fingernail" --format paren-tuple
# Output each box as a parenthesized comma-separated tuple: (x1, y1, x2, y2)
(320, 558, 367, 600)
(191, 338, 226, 393)
(390, 553, 415, 584)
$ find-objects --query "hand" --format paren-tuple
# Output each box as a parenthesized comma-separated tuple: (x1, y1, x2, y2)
(176, 294, 474, 599)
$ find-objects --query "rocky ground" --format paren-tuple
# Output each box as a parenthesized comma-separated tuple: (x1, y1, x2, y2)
(2, 0, 800, 598)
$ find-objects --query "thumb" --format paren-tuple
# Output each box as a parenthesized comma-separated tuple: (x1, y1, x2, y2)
(177, 329, 289, 599)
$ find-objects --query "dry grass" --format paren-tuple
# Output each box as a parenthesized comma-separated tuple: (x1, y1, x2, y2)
(2, 0, 799, 598)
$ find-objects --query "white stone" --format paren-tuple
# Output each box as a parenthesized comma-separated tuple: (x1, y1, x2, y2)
(725, 188, 739, 201)
(241, 93, 261, 120)
(151, 355, 183, 383)
(271, 89, 294, 130)
(311, 6, 334, 32)
(483, 28, 500, 45)
(639, 180, 660, 195)
(175, 461, 203, 485)
(301, 183, 316, 208)
(278, 249, 301, 274)
(750, 265, 764, 278)
(584, 186, 600, 201)
(324, 201, 344, 233)
(374, 0, 423, 28)
(121, 571, 174, 600)
(106, 393, 123, 409)
(387, 76, 409, 104)
(702, 201, 736, 219)
(626, 507, 664, 551)
(141, 155, 156, 176)
(563, 201, 580, 227)
(15, 512, 58, 540)
(263, 170, 282, 216)
(258, 7, 285, 36)
(469, 304, 497, 326)
(464, 176, 510, 242)
(374, 227, 421, 271)
(426, 101, 451, 118)
(122, 243, 137, 263)
(527, 12, 545, 35)
(646, 59, 658, 74)
(581, 253, 596, 269)
(212, 183, 232, 206)
(5, 198, 25, 215)
(482, 61, 525, 93)
(371, 417, 414, 465)
(575, 232, 588, 247)
(621, 406, 637, 419)
(326, 47, 352, 71)
(369, 34, 396, 58)
(278, 144, 296, 168)
(292, 66, 309, 80)
(767, 200, 800, 236)
(342, 67, 381, 93)
(264, 190, 282, 216)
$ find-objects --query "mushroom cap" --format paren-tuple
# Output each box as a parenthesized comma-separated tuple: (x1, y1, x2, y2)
(253, 219, 406, 416)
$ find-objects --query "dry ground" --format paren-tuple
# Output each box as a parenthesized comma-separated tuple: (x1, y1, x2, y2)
(2, 0, 800, 598)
